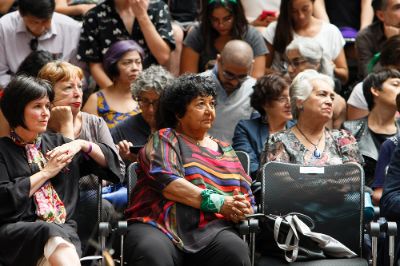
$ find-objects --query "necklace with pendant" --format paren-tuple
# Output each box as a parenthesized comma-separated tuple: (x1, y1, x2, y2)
(295, 125, 324, 159)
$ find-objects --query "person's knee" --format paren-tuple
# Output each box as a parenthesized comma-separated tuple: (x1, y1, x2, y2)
(125, 225, 180, 266)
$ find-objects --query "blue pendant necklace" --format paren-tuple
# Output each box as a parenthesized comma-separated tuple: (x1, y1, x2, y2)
(296, 125, 324, 159)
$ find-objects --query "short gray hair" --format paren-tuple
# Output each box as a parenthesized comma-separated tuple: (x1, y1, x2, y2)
(131, 65, 174, 98)
(286, 38, 334, 77)
(290, 69, 334, 119)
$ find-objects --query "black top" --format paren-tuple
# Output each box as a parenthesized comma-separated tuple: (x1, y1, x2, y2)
(0, 132, 122, 265)
(78, 0, 176, 68)
(111, 112, 151, 146)
(324, 0, 361, 30)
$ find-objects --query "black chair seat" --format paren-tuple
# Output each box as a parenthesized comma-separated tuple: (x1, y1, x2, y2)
(256, 256, 368, 266)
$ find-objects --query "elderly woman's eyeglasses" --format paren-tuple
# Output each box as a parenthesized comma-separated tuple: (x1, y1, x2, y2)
(288, 57, 319, 68)
(275, 96, 290, 104)
(137, 98, 159, 108)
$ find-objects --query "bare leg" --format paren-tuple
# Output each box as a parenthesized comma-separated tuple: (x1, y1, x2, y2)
(48, 245, 80, 266)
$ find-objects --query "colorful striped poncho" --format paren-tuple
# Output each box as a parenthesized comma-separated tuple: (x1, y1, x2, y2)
(125, 128, 254, 252)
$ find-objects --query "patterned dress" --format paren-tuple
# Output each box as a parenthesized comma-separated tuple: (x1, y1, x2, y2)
(77, 0, 175, 68)
(125, 128, 254, 252)
(260, 128, 363, 166)
(96, 91, 140, 129)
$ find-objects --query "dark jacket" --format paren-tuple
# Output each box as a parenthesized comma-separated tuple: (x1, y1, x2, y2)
(232, 117, 296, 179)
(343, 117, 400, 186)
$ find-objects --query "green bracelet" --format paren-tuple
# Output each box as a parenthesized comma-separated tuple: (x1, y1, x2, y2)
(200, 189, 225, 213)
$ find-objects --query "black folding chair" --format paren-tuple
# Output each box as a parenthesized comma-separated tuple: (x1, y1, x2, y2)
(235, 150, 251, 175)
(243, 162, 380, 266)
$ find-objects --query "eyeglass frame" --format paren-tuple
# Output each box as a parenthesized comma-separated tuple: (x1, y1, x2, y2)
(287, 57, 320, 68)
(210, 15, 234, 27)
(219, 61, 249, 83)
(137, 97, 159, 108)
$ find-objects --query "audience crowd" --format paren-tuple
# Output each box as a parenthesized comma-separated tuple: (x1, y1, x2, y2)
(2, 0, 400, 265)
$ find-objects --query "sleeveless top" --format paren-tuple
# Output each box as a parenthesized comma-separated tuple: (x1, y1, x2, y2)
(96, 91, 140, 129)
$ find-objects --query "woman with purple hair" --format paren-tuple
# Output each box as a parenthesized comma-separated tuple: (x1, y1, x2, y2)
(83, 40, 143, 128)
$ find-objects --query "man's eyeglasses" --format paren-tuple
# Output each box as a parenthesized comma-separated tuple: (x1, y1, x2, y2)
(222, 70, 248, 83)
(30, 38, 38, 51)
(137, 98, 159, 108)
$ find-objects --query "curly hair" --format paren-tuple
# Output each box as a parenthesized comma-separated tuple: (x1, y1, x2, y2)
(131, 65, 174, 98)
(156, 74, 217, 129)
(251, 73, 289, 117)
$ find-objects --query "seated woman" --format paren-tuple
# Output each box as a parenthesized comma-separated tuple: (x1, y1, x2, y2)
(124, 74, 254, 266)
(0, 76, 121, 265)
(285, 37, 347, 129)
(37, 61, 125, 249)
(343, 69, 400, 190)
(180, 0, 267, 78)
(263, 0, 348, 84)
(260, 69, 362, 166)
(111, 65, 174, 163)
(232, 73, 295, 179)
(83, 40, 143, 128)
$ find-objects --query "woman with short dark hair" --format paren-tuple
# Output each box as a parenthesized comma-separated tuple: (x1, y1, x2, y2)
(232, 73, 295, 179)
(124, 74, 253, 266)
(0, 75, 121, 265)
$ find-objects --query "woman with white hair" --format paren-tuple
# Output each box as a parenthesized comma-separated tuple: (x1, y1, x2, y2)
(285, 37, 333, 79)
(285, 38, 347, 129)
(260, 69, 362, 166)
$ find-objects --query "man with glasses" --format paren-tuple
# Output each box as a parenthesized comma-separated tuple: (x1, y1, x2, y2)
(0, 0, 81, 89)
(202, 40, 256, 144)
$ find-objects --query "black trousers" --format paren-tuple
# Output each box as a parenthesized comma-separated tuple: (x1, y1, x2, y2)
(124, 223, 251, 266)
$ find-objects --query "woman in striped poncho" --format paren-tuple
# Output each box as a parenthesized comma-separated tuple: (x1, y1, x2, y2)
(124, 74, 254, 266)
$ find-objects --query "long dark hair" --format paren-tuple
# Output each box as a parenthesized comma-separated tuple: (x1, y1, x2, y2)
(273, 0, 315, 55)
(200, 0, 248, 54)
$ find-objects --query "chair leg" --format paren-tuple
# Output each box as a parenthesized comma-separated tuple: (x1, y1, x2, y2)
(117, 221, 128, 266)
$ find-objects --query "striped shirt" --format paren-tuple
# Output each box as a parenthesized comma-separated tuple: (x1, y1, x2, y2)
(125, 128, 254, 252)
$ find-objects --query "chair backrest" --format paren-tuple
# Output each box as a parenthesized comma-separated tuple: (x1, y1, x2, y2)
(127, 162, 139, 204)
(261, 162, 364, 256)
(236, 150, 250, 175)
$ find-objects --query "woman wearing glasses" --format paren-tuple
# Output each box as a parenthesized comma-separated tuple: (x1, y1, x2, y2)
(180, 0, 267, 78)
(232, 73, 295, 179)
(285, 37, 347, 129)
(263, 0, 349, 84)
(111, 65, 174, 163)
(83, 40, 143, 129)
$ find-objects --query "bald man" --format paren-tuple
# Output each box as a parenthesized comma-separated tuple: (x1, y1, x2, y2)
(202, 40, 257, 144)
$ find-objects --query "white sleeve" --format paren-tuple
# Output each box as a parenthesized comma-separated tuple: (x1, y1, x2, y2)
(347, 82, 369, 110)
(262, 21, 277, 44)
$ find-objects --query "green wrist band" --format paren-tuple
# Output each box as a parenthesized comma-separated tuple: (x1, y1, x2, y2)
(200, 189, 225, 213)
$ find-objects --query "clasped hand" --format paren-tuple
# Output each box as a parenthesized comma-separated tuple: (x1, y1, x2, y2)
(42, 140, 84, 178)
(220, 189, 253, 223)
